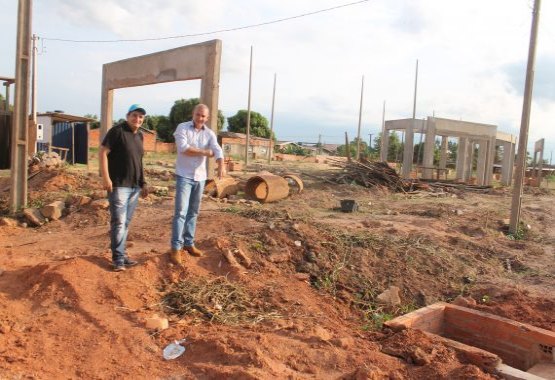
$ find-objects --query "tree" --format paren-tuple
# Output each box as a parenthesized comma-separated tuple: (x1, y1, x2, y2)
(169, 98, 225, 132)
(227, 110, 273, 139)
(373, 132, 404, 162)
(145, 115, 172, 142)
(448, 140, 458, 165)
(337, 137, 369, 159)
(84, 114, 100, 129)
(281, 145, 310, 156)
(0, 93, 13, 112)
(411, 140, 442, 166)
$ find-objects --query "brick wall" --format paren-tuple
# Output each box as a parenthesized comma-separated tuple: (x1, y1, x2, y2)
(443, 304, 555, 371)
(155, 142, 176, 153)
(274, 154, 319, 162)
(89, 128, 100, 148)
(88, 128, 167, 153)
(385, 303, 555, 372)
(384, 303, 446, 335)
(142, 132, 156, 152)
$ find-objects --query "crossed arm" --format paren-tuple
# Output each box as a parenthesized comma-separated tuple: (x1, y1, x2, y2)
(178, 134, 225, 179)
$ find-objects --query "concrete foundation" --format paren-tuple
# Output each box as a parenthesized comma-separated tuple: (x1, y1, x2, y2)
(385, 303, 555, 379)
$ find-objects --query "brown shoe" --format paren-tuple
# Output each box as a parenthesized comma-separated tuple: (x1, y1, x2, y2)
(169, 248, 183, 265)
(184, 245, 204, 257)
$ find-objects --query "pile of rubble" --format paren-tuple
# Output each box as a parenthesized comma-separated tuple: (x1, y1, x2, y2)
(0, 190, 110, 228)
(28, 151, 65, 173)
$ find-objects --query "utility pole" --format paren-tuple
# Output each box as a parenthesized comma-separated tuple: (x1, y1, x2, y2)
(29, 33, 38, 156)
(268, 72, 276, 164)
(318, 134, 322, 155)
(356, 75, 364, 160)
(380, 100, 387, 161)
(345, 132, 351, 162)
(368, 133, 373, 149)
(245, 46, 253, 166)
(10, 0, 32, 213)
(403, 59, 418, 177)
(510, 0, 541, 234)
(31, 34, 37, 123)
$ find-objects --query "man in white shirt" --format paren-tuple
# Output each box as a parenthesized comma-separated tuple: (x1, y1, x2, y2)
(170, 104, 224, 265)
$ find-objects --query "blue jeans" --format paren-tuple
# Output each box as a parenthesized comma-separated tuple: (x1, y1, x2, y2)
(171, 176, 205, 250)
(109, 187, 140, 265)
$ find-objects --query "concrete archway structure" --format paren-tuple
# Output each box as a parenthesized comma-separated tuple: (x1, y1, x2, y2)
(381, 116, 516, 186)
(100, 39, 222, 177)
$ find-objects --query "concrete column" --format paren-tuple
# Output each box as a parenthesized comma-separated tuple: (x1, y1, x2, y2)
(380, 130, 390, 162)
(401, 121, 415, 178)
(456, 137, 468, 180)
(537, 149, 544, 186)
(422, 118, 435, 179)
(484, 136, 496, 185)
(99, 86, 113, 175)
(476, 140, 488, 185)
(4, 83, 11, 111)
(500, 141, 513, 186)
(439, 136, 448, 170)
(200, 40, 222, 179)
(532, 152, 538, 177)
(463, 141, 474, 182)
(100, 58, 113, 145)
(533, 138, 545, 186)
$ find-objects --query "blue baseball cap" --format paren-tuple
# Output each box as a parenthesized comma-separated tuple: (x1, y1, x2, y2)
(127, 104, 146, 115)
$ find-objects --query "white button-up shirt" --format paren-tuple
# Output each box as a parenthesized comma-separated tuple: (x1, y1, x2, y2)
(173, 121, 224, 181)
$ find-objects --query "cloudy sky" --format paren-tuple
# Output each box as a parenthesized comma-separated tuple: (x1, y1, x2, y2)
(1, 0, 554, 157)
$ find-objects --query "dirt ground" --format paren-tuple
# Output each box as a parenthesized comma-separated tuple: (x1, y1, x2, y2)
(0, 158, 553, 379)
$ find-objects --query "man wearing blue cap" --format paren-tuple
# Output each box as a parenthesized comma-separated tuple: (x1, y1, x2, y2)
(100, 104, 149, 272)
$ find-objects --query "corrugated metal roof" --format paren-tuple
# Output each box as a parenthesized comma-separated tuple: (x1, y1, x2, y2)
(219, 131, 272, 141)
(37, 112, 96, 123)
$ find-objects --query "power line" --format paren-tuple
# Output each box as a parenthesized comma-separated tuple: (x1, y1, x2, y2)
(42, 0, 370, 43)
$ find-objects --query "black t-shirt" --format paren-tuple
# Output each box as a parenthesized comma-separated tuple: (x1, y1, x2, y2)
(101, 123, 145, 188)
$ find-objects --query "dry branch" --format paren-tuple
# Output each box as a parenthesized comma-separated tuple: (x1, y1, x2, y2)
(325, 158, 409, 192)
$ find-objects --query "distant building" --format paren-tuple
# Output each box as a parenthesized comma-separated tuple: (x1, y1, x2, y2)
(275, 141, 338, 156)
(218, 131, 273, 160)
(36, 112, 95, 164)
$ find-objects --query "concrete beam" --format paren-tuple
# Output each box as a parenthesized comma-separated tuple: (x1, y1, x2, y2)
(384, 118, 427, 133)
(433, 117, 497, 139)
(496, 130, 515, 143)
